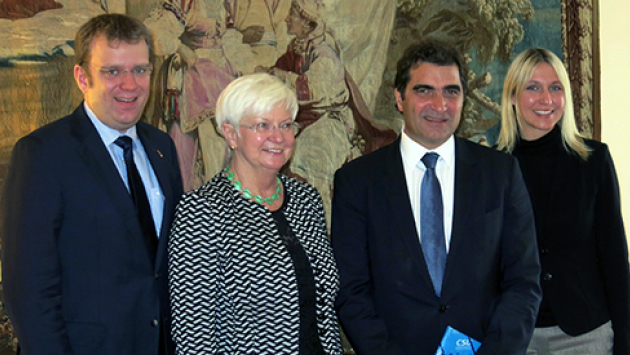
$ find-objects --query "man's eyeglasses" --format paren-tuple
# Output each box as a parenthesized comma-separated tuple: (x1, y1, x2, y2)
(86, 64, 153, 80)
(239, 122, 300, 136)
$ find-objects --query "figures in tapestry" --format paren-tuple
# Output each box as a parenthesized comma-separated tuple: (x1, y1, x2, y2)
(224, 0, 291, 71)
(259, 0, 396, 222)
(145, 0, 291, 190)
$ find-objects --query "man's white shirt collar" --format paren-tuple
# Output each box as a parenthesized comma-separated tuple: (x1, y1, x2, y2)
(84, 102, 138, 147)
(400, 128, 455, 169)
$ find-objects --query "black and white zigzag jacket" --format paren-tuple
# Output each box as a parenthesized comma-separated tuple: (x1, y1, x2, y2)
(169, 172, 342, 354)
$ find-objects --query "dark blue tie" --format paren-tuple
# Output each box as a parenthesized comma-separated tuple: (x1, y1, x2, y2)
(420, 152, 447, 297)
(114, 136, 158, 259)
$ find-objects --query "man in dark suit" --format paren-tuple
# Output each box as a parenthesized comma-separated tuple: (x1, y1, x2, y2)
(331, 39, 542, 354)
(1, 14, 183, 354)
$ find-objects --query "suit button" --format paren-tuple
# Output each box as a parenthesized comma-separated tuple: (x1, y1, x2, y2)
(540, 248, 549, 255)
(438, 305, 448, 313)
(543, 273, 553, 281)
(155, 273, 160, 279)
(151, 319, 159, 327)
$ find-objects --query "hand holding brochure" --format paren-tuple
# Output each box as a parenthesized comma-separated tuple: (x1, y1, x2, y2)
(435, 326, 481, 355)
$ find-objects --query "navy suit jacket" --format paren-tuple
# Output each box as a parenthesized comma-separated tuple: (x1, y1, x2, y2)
(1, 105, 183, 355)
(332, 137, 541, 355)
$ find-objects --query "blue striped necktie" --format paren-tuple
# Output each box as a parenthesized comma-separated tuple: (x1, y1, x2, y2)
(420, 152, 447, 297)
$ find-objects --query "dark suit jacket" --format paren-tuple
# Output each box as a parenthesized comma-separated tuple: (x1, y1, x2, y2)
(1, 105, 183, 355)
(331, 137, 541, 355)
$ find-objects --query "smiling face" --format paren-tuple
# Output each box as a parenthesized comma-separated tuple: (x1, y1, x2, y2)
(516, 62, 565, 140)
(395, 63, 464, 149)
(223, 104, 295, 175)
(74, 34, 151, 133)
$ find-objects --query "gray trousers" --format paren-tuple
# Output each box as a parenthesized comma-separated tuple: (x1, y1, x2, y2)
(527, 321, 613, 355)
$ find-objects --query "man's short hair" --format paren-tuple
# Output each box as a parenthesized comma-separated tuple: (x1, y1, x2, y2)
(394, 39, 467, 100)
(74, 13, 154, 69)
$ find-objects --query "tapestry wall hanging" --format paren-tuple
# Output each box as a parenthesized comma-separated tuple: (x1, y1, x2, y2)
(0, 0, 598, 352)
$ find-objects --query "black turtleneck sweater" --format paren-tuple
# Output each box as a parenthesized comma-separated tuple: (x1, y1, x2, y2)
(511, 125, 630, 354)
(513, 126, 564, 326)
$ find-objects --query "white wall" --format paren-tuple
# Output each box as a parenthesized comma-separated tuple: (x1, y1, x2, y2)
(600, 1, 630, 240)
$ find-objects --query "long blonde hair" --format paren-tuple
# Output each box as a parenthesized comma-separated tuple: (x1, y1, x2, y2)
(497, 48, 590, 160)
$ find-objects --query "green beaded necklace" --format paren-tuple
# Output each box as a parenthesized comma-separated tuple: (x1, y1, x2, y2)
(224, 165, 282, 205)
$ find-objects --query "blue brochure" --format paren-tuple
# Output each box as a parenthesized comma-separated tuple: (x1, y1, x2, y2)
(435, 326, 481, 355)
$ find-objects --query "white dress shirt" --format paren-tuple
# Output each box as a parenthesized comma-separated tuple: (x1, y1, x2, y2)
(400, 130, 455, 251)
(84, 102, 165, 236)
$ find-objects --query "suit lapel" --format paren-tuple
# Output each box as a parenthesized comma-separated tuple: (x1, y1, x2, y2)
(71, 106, 155, 265)
(443, 138, 480, 295)
(381, 140, 436, 293)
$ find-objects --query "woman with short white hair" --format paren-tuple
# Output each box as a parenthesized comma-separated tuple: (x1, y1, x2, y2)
(168, 73, 342, 354)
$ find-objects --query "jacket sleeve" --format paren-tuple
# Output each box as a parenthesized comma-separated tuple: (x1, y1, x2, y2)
(1, 136, 73, 354)
(168, 191, 219, 354)
(331, 167, 406, 355)
(593, 145, 630, 355)
(476, 157, 542, 355)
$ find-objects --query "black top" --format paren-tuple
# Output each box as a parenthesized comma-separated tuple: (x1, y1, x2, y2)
(513, 126, 563, 326)
(272, 189, 325, 355)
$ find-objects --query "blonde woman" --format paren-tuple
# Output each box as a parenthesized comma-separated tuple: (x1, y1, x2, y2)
(498, 48, 630, 355)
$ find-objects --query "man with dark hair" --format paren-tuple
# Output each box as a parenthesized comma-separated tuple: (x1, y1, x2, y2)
(2, 13, 183, 354)
(332, 39, 542, 354)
